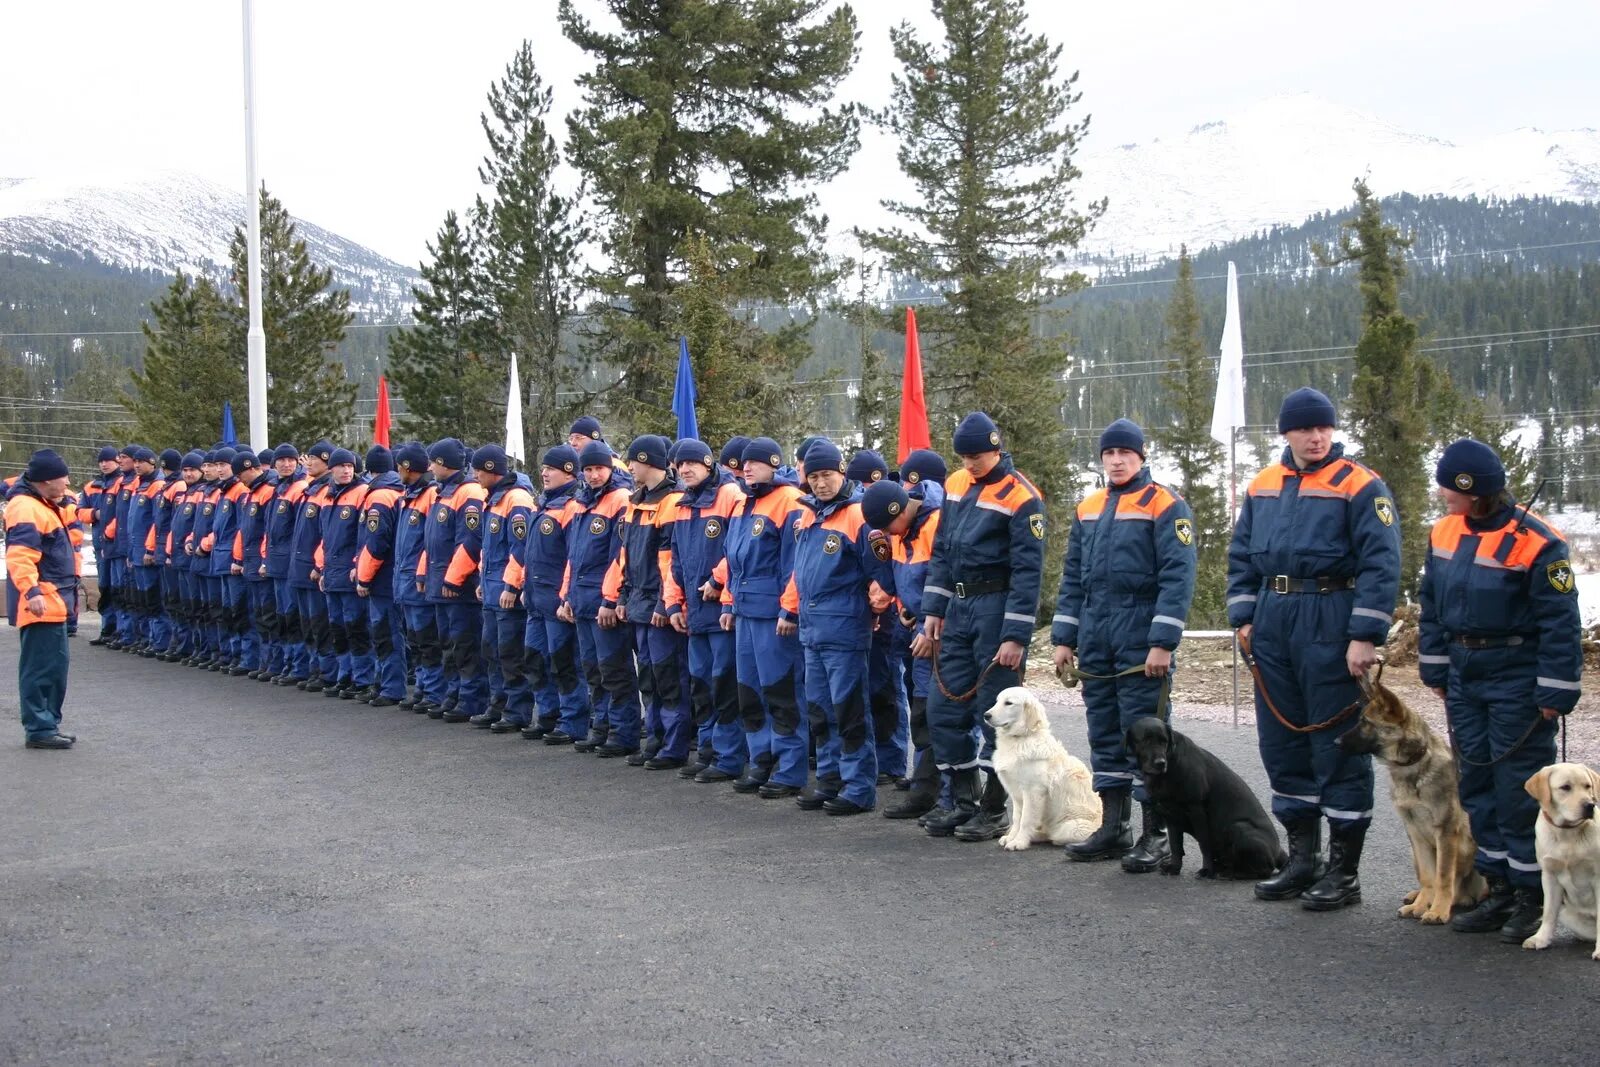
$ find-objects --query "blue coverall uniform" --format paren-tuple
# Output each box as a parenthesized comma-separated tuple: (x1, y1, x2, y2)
(422, 471, 488, 717)
(391, 477, 442, 705)
(479, 474, 537, 727)
(354, 471, 409, 701)
(565, 473, 638, 749)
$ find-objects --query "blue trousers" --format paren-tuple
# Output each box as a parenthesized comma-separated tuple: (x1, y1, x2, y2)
(132, 564, 162, 646)
(926, 592, 1017, 771)
(688, 628, 746, 774)
(1446, 648, 1557, 889)
(734, 617, 807, 786)
(1250, 592, 1374, 830)
(573, 616, 611, 737)
(804, 643, 877, 807)
(18, 622, 69, 741)
(328, 590, 374, 686)
(526, 612, 589, 737)
(1078, 614, 1171, 799)
(584, 616, 640, 748)
(632, 621, 690, 758)
(273, 578, 306, 677)
(435, 600, 486, 714)
(160, 565, 185, 653)
(402, 602, 444, 701)
(868, 621, 911, 780)
(367, 593, 408, 699)
(484, 606, 531, 724)
(295, 585, 336, 679)
(100, 556, 127, 636)
(174, 567, 198, 656)
(245, 580, 276, 670)
(196, 574, 223, 658)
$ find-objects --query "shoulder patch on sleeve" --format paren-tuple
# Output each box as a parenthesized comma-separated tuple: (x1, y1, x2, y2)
(1548, 559, 1576, 594)
(1028, 513, 1046, 540)
(1374, 496, 1396, 527)
(870, 530, 890, 562)
(1175, 517, 1194, 546)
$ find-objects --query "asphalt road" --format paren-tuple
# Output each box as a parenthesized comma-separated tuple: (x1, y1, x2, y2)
(2, 627, 1596, 1065)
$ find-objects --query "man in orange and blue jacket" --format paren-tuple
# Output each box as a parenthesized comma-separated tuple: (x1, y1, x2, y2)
(6, 450, 81, 748)
(420, 438, 488, 722)
(561, 440, 636, 753)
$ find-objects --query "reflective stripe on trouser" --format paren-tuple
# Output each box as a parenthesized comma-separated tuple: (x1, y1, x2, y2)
(688, 628, 746, 774)
(734, 617, 806, 786)
(483, 606, 530, 724)
(274, 579, 307, 677)
(926, 592, 1017, 770)
(804, 644, 877, 807)
(328, 591, 373, 686)
(573, 617, 612, 734)
(868, 622, 910, 780)
(1446, 648, 1555, 888)
(436, 601, 486, 714)
(1250, 595, 1374, 829)
(296, 586, 336, 679)
(18, 622, 69, 740)
(402, 603, 444, 701)
(366, 593, 408, 698)
(1079, 642, 1168, 798)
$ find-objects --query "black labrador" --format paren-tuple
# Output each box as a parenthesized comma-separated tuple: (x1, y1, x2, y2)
(1125, 717, 1286, 879)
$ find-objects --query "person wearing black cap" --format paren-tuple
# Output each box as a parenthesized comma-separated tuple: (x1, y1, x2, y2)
(568, 415, 605, 449)
(848, 448, 912, 787)
(183, 450, 224, 667)
(1416, 439, 1582, 941)
(7, 451, 80, 747)
(921, 412, 1047, 842)
(123, 448, 167, 654)
(777, 436, 894, 814)
(719, 436, 751, 483)
(601, 434, 686, 767)
(509, 444, 592, 743)
(97, 445, 138, 648)
(388, 444, 444, 711)
(232, 448, 279, 679)
(264, 445, 310, 684)
(164, 453, 206, 662)
(860, 470, 946, 819)
(349, 446, 407, 705)
(661, 439, 748, 783)
(151, 449, 188, 658)
(317, 449, 375, 699)
(721, 436, 809, 795)
(204, 449, 252, 673)
(1228, 387, 1400, 909)
(81, 446, 120, 645)
(562, 440, 639, 754)
(1054, 419, 1197, 869)
(470, 444, 536, 730)
(289, 442, 338, 690)
(421, 438, 489, 722)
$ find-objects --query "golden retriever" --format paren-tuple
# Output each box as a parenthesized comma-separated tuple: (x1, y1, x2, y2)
(1523, 763, 1600, 959)
(1335, 673, 1486, 922)
(985, 687, 1101, 851)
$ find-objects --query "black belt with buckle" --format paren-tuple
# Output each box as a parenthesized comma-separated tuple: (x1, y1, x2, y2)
(953, 578, 1009, 598)
(1267, 575, 1356, 595)
(1454, 634, 1526, 649)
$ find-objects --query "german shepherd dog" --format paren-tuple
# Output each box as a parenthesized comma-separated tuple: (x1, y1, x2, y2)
(1335, 669, 1487, 923)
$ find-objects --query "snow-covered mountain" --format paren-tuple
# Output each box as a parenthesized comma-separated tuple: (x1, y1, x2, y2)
(1072, 94, 1600, 264)
(0, 169, 417, 314)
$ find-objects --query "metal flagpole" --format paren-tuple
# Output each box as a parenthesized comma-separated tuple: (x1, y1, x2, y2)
(241, 0, 268, 453)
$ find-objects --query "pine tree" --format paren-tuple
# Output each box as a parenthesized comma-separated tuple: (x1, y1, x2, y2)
(128, 271, 244, 449)
(1153, 248, 1227, 625)
(478, 41, 588, 452)
(560, 0, 860, 432)
(1316, 179, 1435, 598)
(862, 0, 1105, 615)
(224, 185, 356, 448)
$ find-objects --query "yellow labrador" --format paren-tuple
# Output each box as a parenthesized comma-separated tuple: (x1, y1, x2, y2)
(1523, 763, 1600, 960)
(985, 687, 1101, 851)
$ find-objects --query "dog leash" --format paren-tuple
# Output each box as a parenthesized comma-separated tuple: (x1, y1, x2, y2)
(1445, 714, 1551, 769)
(1063, 663, 1173, 722)
(930, 639, 1022, 703)
(1239, 645, 1362, 735)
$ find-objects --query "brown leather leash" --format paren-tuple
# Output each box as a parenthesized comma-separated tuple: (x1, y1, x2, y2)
(930, 639, 1018, 703)
(1240, 644, 1362, 734)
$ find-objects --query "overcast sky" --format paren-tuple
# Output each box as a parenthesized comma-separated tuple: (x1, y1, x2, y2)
(3, 0, 1596, 265)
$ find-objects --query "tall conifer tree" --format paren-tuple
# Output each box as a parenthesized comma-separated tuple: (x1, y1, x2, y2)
(128, 271, 243, 449)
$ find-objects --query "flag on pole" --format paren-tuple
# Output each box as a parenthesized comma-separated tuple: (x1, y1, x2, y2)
(672, 336, 698, 441)
(505, 352, 525, 464)
(221, 400, 237, 446)
(373, 375, 392, 447)
(1210, 261, 1246, 448)
(897, 307, 930, 463)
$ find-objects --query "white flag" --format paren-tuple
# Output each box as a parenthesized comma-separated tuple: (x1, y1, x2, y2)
(505, 351, 525, 464)
(1210, 261, 1246, 448)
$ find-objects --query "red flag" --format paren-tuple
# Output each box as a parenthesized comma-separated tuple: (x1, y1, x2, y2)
(897, 307, 930, 463)
(373, 375, 392, 448)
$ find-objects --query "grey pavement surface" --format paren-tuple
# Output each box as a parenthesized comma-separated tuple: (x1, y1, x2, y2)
(2, 626, 1596, 1065)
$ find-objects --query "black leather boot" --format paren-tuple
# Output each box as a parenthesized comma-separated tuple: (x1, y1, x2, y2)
(1065, 788, 1134, 861)
(1255, 819, 1324, 901)
(1121, 802, 1170, 874)
(954, 774, 1011, 841)
(1451, 875, 1515, 933)
(574, 723, 609, 753)
(1499, 884, 1545, 943)
(1301, 824, 1365, 910)
(923, 768, 981, 837)
(887, 747, 939, 818)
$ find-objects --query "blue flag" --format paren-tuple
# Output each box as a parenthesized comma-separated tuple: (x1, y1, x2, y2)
(672, 336, 698, 442)
(221, 400, 238, 446)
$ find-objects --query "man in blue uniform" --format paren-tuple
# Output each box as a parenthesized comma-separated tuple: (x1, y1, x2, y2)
(390, 444, 443, 713)
(83, 445, 119, 646)
(565, 441, 637, 754)
(1227, 387, 1400, 909)
(1418, 439, 1582, 940)
(922, 413, 1047, 842)
(7, 451, 81, 748)
(848, 448, 912, 787)
(1054, 419, 1197, 868)
(264, 444, 309, 684)
(421, 438, 488, 723)
(475, 444, 537, 731)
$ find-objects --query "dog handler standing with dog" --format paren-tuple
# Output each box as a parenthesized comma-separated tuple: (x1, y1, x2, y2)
(1228, 387, 1401, 910)
(1419, 439, 1582, 941)
(1053, 419, 1197, 869)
